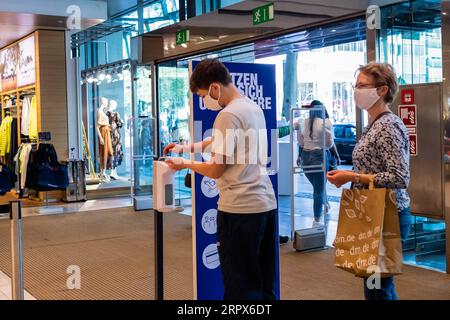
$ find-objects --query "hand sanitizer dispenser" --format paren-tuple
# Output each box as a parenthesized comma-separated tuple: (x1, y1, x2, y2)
(153, 158, 176, 212)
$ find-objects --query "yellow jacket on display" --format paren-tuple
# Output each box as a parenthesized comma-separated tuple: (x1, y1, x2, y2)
(28, 96, 38, 140)
(0, 116, 13, 157)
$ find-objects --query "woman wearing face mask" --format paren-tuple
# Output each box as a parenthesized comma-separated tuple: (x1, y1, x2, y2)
(327, 62, 412, 300)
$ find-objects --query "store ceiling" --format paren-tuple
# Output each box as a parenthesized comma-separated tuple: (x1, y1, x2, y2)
(0, 10, 104, 49)
(143, 0, 409, 61)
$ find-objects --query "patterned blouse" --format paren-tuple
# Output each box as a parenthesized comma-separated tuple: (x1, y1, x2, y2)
(352, 112, 410, 210)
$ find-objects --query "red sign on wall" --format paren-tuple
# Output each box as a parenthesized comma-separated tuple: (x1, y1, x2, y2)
(399, 105, 417, 127)
(401, 89, 415, 104)
(409, 134, 418, 156)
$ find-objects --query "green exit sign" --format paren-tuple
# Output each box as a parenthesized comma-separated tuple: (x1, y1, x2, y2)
(252, 3, 274, 25)
(176, 29, 190, 45)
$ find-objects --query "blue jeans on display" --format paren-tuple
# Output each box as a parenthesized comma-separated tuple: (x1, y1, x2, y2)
(363, 207, 413, 300)
(301, 149, 329, 220)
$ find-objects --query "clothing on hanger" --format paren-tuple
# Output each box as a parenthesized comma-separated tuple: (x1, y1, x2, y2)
(0, 116, 13, 157)
(28, 96, 38, 140)
(21, 96, 31, 136)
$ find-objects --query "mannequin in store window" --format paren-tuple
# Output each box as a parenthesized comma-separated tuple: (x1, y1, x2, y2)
(106, 99, 124, 180)
(96, 96, 113, 182)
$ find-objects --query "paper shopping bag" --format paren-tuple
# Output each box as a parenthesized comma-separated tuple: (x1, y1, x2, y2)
(333, 185, 403, 277)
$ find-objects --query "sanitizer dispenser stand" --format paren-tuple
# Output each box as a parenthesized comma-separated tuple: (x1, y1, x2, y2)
(152, 158, 183, 300)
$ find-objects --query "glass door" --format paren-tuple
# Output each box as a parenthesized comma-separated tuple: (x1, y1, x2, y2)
(131, 64, 155, 199)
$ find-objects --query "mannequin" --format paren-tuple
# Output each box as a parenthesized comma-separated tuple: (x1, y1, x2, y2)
(96, 97, 113, 182)
(106, 99, 124, 180)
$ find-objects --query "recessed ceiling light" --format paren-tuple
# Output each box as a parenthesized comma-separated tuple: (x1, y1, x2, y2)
(424, 20, 430, 23)
(331, 29, 337, 32)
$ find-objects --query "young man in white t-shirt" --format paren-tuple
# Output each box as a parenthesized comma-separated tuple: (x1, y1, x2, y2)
(165, 59, 278, 300)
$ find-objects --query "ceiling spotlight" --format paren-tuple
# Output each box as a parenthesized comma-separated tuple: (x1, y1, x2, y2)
(87, 73, 94, 83)
(98, 71, 106, 81)
(181, 43, 187, 48)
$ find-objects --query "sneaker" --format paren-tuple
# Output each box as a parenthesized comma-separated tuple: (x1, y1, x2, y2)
(312, 220, 323, 228)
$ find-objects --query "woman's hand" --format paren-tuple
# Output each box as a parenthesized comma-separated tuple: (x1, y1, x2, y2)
(327, 170, 355, 188)
(99, 137, 104, 145)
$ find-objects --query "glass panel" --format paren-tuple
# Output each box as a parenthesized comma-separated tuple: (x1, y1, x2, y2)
(143, 0, 180, 33)
(404, 216, 446, 272)
(297, 40, 366, 126)
(82, 62, 133, 189)
(157, 18, 366, 240)
(132, 65, 154, 197)
(377, 1, 442, 84)
(157, 62, 191, 202)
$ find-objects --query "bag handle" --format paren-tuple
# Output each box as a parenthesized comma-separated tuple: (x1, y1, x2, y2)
(368, 176, 375, 191)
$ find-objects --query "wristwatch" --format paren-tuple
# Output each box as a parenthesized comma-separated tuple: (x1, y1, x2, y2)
(354, 173, 361, 184)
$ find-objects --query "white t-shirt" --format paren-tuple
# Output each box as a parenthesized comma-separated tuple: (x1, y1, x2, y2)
(211, 97, 277, 214)
(298, 118, 334, 150)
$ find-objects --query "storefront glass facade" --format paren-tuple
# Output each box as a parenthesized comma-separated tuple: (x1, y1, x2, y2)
(377, 0, 446, 272)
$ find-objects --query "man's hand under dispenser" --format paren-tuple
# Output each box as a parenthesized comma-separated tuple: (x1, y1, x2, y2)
(165, 157, 187, 171)
(166, 154, 227, 180)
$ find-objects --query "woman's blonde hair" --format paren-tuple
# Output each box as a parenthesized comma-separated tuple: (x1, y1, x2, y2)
(357, 62, 399, 104)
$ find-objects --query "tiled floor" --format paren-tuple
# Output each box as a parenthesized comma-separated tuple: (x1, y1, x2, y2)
(0, 197, 133, 219)
(0, 164, 446, 300)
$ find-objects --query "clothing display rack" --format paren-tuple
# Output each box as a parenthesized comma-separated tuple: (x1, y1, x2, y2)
(0, 30, 69, 205)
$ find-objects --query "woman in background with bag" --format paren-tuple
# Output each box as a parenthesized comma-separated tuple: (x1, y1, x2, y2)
(327, 62, 412, 300)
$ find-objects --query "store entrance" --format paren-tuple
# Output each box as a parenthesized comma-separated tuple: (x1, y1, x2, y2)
(155, 18, 367, 234)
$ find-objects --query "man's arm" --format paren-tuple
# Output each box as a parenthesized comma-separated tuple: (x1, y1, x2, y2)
(166, 154, 227, 179)
(163, 137, 212, 156)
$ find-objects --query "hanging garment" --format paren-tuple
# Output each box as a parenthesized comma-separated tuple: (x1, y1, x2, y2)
(6, 118, 18, 169)
(21, 96, 31, 136)
(0, 163, 17, 195)
(28, 96, 38, 140)
(0, 116, 13, 157)
(13, 144, 23, 181)
(98, 125, 113, 170)
(107, 111, 124, 168)
(19, 143, 32, 189)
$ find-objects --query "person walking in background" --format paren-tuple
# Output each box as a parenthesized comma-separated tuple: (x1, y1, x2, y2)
(327, 62, 412, 300)
(297, 100, 334, 227)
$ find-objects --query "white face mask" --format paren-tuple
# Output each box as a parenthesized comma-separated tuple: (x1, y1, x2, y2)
(354, 88, 381, 110)
(203, 85, 222, 111)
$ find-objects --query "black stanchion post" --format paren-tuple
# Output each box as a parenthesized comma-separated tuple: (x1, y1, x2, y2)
(9, 200, 24, 300)
(154, 209, 163, 300)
